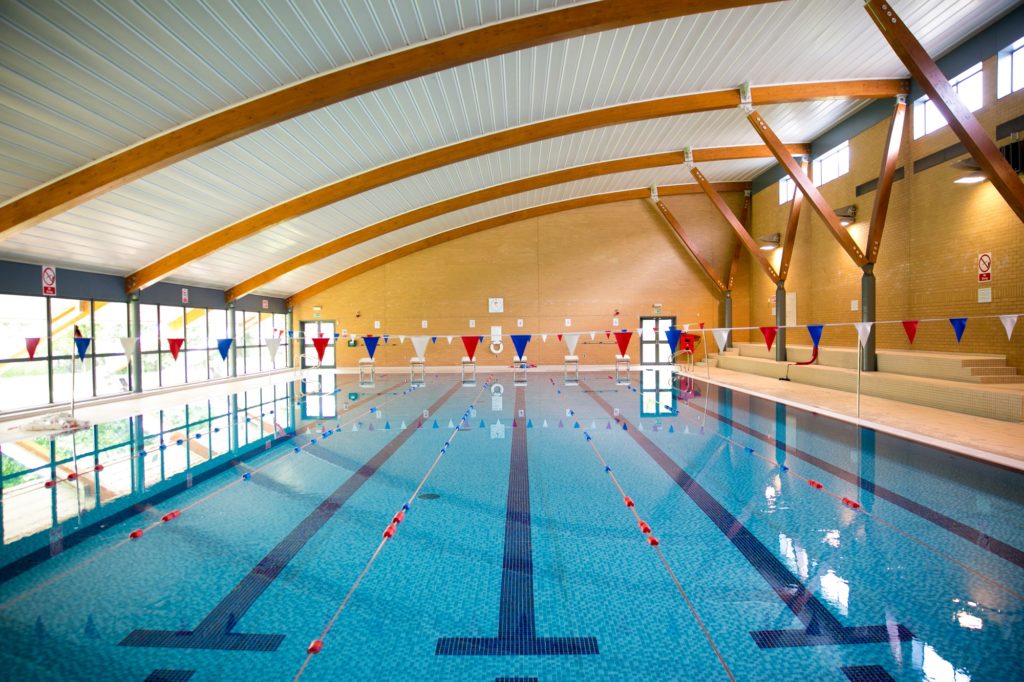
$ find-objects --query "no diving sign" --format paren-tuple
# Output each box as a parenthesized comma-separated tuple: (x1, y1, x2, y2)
(41, 265, 57, 296)
(978, 253, 992, 282)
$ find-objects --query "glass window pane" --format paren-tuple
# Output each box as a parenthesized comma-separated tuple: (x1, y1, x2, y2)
(140, 304, 159, 353)
(51, 298, 92, 358)
(93, 301, 128, 355)
(186, 307, 208, 350)
(0, 294, 47, 360)
(95, 354, 130, 396)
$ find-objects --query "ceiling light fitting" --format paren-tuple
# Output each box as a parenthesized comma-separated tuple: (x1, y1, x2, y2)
(758, 233, 781, 251)
(834, 204, 857, 227)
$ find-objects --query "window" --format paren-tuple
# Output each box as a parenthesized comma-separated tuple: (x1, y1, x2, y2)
(812, 141, 849, 187)
(998, 36, 1024, 98)
(778, 176, 796, 204)
(913, 62, 983, 138)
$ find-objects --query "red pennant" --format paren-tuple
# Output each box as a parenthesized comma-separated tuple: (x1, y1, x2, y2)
(613, 331, 632, 356)
(461, 335, 479, 361)
(699, 322, 705, 330)
(902, 320, 919, 344)
(167, 337, 184, 361)
(557, 334, 563, 341)
(25, 337, 41, 359)
(74, 325, 83, 339)
(760, 326, 778, 351)
(312, 335, 330, 363)
(605, 331, 611, 339)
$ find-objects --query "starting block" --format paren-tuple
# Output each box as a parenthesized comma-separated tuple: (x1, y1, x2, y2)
(461, 356, 477, 386)
(410, 356, 425, 386)
(358, 358, 375, 388)
(614, 354, 631, 385)
(564, 355, 579, 386)
(513, 356, 528, 386)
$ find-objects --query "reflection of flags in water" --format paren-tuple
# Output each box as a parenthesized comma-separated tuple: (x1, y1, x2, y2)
(74, 325, 83, 338)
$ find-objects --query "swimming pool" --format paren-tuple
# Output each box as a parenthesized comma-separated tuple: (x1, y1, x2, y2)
(0, 368, 1020, 681)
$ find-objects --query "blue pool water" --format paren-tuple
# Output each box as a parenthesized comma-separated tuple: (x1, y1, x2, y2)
(0, 369, 1021, 681)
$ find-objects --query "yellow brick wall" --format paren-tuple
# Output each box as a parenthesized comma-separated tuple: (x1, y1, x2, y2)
(750, 53, 1024, 371)
(292, 194, 750, 367)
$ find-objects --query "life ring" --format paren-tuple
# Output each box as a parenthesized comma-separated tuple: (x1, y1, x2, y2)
(491, 383, 504, 396)
(489, 341, 504, 355)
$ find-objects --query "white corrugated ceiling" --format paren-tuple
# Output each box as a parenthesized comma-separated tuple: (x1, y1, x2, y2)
(0, 0, 1016, 297)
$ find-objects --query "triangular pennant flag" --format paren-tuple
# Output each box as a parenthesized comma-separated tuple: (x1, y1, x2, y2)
(902, 320, 919, 344)
(557, 334, 563, 342)
(167, 337, 184, 361)
(853, 322, 873, 349)
(312, 336, 330, 363)
(605, 331, 611, 339)
(1000, 314, 1018, 340)
(461, 335, 479, 361)
(119, 336, 137, 358)
(589, 331, 596, 341)
(446, 336, 453, 344)
(383, 335, 389, 343)
(665, 327, 682, 355)
(363, 335, 380, 360)
(25, 337, 41, 359)
(431, 336, 437, 344)
(398, 335, 406, 344)
(478, 335, 484, 343)
(411, 336, 429, 358)
(266, 337, 281, 362)
(74, 325, 83, 339)
(563, 333, 579, 355)
(949, 317, 968, 343)
(806, 324, 824, 347)
(683, 324, 690, 332)
(759, 326, 778, 352)
(613, 331, 632, 356)
(217, 338, 233, 361)
(699, 322, 705, 329)
(73, 336, 91, 361)
(712, 328, 730, 353)
(511, 334, 531, 360)
(541, 334, 547, 343)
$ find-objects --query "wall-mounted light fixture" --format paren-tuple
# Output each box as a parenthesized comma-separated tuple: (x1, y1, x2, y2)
(951, 157, 986, 184)
(834, 204, 857, 226)
(758, 233, 781, 251)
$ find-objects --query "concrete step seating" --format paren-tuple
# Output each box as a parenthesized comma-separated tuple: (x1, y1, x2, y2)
(713, 343, 1023, 422)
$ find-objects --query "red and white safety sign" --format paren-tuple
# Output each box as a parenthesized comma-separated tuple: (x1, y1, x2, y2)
(978, 252, 992, 282)
(41, 265, 57, 296)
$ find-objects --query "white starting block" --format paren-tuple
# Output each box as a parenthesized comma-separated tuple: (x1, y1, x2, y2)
(410, 356, 426, 386)
(563, 355, 579, 386)
(461, 356, 477, 386)
(614, 354, 631, 385)
(358, 358, 375, 387)
(513, 356, 528, 386)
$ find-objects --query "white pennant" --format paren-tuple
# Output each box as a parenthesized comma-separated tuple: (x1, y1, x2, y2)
(589, 331, 596, 341)
(712, 329, 730, 353)
(446, 335, 453, 344)
(398, 335, 406, 344)
(564, 333, 580, 355)
(265, 337, 281, 362)
(541, 334, 548, 343)
(854, 322, 874, 348)
(119, 336, 138, 358)
(1000, 314, 1018, 340)
(684, 323, 690, 332)
(411, 335, 429, 358)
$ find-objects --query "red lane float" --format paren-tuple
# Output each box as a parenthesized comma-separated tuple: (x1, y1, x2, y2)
(44, 480, 57, 488)
(307, 639, 324, 654)
(623, 496, 635, 508)
(67, 473, 79, 481)
(807, 480, 823, 489)
(161, 509, 182, 522)
(841, 497, 862, 509)
(638, 520, 651, 534)
(94, 464, 104, 472)
(647, 536, 660, 547)
(392, 510, 405, 525)
(383, 523, 396, 539)
(129, 529, 144, 539)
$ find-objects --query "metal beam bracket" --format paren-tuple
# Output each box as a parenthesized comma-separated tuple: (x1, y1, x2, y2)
(738, 81, 754, 113)
(682, 146, 694, 168)
(650, 185, 659, 201)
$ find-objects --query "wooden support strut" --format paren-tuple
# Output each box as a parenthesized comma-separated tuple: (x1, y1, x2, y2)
(865, 0, 1024, 225)
(747, 109, 867, 267)
(866, 96, 907, 263)
(777, 157, 806, 281)
(690, 166, 779, 284)
(649, 194, 728, 292)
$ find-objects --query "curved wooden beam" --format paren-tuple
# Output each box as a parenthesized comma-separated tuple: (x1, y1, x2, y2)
(226, 143, 808, 300)
(127, 78, 905, 292)
(286, 182, 748, 306)
(0, 0, 774, 241)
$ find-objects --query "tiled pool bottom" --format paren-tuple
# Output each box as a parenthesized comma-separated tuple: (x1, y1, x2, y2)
(0, 371, 1021, 680)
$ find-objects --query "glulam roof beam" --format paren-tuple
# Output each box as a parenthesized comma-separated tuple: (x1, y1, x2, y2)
(866, 0, 1024, 224)
(866, 97, 908, 263)
(0, 0, 776, 241)
(226, 144, 807, 300)
(124, 78, 905, 292)
(778, 157, 807, 281)
(286, 182, 748, 306)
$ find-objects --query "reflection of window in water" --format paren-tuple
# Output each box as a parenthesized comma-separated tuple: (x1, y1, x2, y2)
(639, 368, 676, 417)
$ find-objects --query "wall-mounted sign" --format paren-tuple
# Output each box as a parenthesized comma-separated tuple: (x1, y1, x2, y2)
(41, 265, 56, 296)
(978, 252, 992, 282)
(181, 287, 189, 304)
